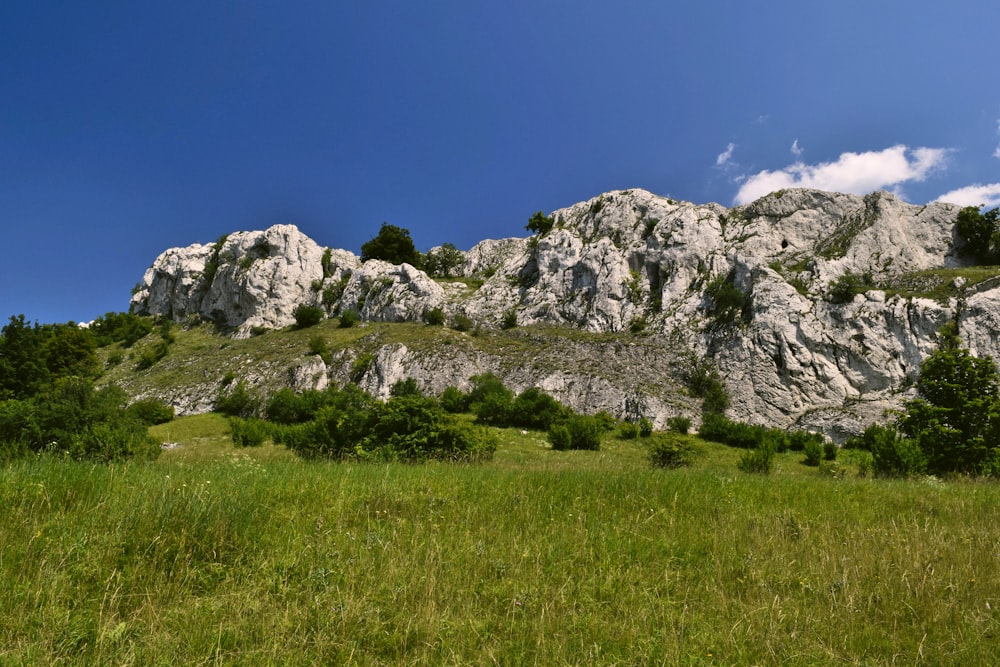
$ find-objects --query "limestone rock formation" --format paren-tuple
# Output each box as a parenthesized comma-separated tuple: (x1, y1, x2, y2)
(129, 187, 994, 438)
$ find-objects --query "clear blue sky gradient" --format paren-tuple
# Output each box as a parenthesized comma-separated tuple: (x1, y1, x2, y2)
(3, 1, 999, 324)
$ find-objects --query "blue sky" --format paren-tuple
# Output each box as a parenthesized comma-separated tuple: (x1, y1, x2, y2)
(3, 1, 999, 325)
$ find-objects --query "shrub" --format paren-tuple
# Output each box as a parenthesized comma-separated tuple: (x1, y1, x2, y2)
(69, 419, 160, 462)
(827, 272, 871, 304)
(548, 424, 572, 451)
(863, 424, 926, 477)
(564, 415, 603, 451)
(440, 386, 470, 413)
(619, 421, 640, 439)
(803, 438, 823, 466)
(500, 310, 518, 330)
(451, 314, 474, 332)
(666, 416, 692, 434)
(424, 307, 446, 326)
(229, 417, 271, 447)
(293, 304, 324, 329)
(308, 335, 331, 363)
(738, 443, 775, 474)
(512, 387, 570, 430)
(638, 416, 655, 437)
(215, 380, 258, 418)
(360, 395, 496, 462)
(649, 433, 695, 469)
(704, 272, 746, 324)
(125, 399, 174, 425)
(135, 340, 169, 370)
(684, 356, 731, 415)
(390, 378, 422, 397)
(339, 310, 360, 328)
(823, 441, 838, 461)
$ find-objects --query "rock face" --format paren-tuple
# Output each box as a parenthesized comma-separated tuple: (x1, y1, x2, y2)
(130, 187, 994, 438)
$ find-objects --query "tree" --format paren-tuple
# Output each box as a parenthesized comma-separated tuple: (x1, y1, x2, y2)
(0, 315, 51, 400)
(898, 321, 1000, 475)
(361, 223, 421, 266)
(423, 243, 464, 278)
(954, 206, 1000, 264)
(525, 211, 554, 235)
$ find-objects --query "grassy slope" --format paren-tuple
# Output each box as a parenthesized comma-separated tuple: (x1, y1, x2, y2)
(1, 416, 998, 665)
(98, 320, 694, 417)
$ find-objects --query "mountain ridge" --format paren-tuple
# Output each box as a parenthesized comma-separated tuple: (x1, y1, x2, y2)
(126, 187, 999, 439)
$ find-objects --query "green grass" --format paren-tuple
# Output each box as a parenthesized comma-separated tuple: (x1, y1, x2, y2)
(2, 419, 998, 664)
(881, 266, 1000, 302)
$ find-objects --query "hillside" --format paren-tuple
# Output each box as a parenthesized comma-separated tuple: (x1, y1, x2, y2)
(124, 188, 1000, 439)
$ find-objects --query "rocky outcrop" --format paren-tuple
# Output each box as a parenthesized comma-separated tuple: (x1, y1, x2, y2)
(129, 187, 994, 438)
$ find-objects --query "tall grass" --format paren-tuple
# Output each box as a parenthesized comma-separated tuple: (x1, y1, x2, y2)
(1, 422, 998, 664)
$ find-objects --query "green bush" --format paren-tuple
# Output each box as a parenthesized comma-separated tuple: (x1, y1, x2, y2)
(638, 416, 655, 437)
(500, 310, 518, 330)
(390, 378, 422, 397)
(215, 380, 259, 418)
(619, 421, 640, 439)
(666, 416, 691, 434)
(229, 417, 271, 447)
(737, 443, 775, 475)
(135, 339, 170, 370)
(293, 304, 324, 329)
(803, 438, 823, 466)
(424, 307, 446, 326)
(823, 441, 838, 461)
(307, 335, 331, 363)
(649, 433, 695, 469)
(68, 419, 160, 462)
(862, 424, 926, 478)
(512, 387, 570, 430)
(826, 272, 872, 304)
(547, 424, 572, 451)
(451, 314, 474, 332)
(339, 310, 360, 328)
(125, 398, 175, 425)
(564, 415, 603, 451)
(440, 386, 470, 413)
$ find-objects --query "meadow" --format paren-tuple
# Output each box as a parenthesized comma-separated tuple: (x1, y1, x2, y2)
(1, 414, 998, 665)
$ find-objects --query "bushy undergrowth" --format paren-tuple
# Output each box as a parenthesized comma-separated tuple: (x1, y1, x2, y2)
(240, 383, 497, 463)
(648, 432, 696, 468)
(700, 412, 826, 455)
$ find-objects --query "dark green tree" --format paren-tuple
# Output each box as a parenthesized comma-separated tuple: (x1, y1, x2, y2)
(423, 243, 464, 277)
(361, 223, 422, 266)
(955, 206, 1000, 264)
(898, 321, 1000, 474)
(0, 315, 51, 400)
(526, 210, 555, 235)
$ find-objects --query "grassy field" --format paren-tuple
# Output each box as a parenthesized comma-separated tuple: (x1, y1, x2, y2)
(2, 415, 998, 665)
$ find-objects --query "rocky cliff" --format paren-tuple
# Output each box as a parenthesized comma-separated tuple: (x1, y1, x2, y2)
(130, 188, 998, 439)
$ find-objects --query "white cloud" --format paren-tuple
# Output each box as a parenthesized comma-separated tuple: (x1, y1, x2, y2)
(790, 139, 803, 158)
(716, 142, 736, 167)
(935, 183, 1000, 208)
(733, 144, 950, 205)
